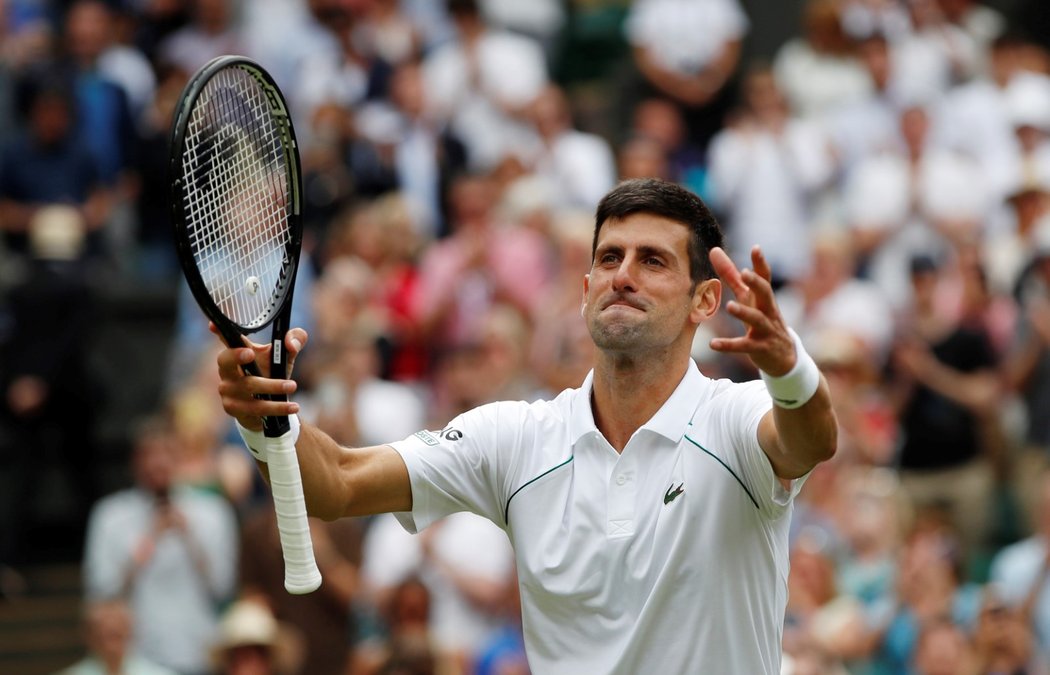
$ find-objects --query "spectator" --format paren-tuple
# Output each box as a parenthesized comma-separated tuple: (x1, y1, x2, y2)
(777, 229, 897, 368)
(239, 508, 362, 675)
(990, 469, 1050, 656)
(627, 97, 706, 195)
(524, 83, 616, 211)
(824, 31, 905, 174)
(707, 64, 835, 284)
(971, 586, 1049, 675)
(64, 0, 156, 127)
(773, 0, 872, 121)
(156, 0, 243, 75)
(210, 598, 304, 675)
(623, 0, 747, 150)
(879, 517, 982, 671)
(410, 172, 548, 352)
(60, 1, 138, 193)
(889, 253, 1001, 561)
(1004, 229, 1050, 529)
(56, 598, 175, 675)
(358, 512, 515, 672)
(82, 415, 238, 674)
(910, 617, 977, 675)
(0, 77, 113, 259)
(0, 206, 99, 570)
(351, 576, 456, 675)
(936, 33, 1036, 208)
(421, 0, 549, 171)
(347, 61, 469, 238)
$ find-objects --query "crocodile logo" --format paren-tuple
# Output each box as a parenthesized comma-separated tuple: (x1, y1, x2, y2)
(664, 483, 685, 505)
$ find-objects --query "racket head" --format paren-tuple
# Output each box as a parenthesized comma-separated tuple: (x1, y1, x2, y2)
(169, 55, 303, 345)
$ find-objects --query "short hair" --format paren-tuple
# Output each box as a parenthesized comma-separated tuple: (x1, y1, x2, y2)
(593, 178, 724, 284)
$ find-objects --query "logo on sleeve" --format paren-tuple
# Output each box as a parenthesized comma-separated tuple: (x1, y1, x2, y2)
(439, 428, 463, 441)
(413, 428, 464, 446)
(413, 430, 441, 446)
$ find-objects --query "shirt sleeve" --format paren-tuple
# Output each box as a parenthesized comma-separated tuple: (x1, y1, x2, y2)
(388, 402, 514, 533)
(719, 380, 809, 519)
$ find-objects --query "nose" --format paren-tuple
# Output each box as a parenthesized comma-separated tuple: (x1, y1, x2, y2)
(611, 257, 638, 293)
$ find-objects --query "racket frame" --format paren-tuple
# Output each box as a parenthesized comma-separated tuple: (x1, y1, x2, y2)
(169, 54, 304, 438)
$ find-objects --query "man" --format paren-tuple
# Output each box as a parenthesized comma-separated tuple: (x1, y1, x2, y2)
(82, 416, 238, 674)
(216, 178, 837, 673)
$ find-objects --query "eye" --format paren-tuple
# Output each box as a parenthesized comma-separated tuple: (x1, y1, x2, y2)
(598, 252, 620, 265)
(643, 256, 664, 267)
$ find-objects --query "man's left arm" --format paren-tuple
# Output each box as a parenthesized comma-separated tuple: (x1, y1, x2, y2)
(709, 246, 837, 480)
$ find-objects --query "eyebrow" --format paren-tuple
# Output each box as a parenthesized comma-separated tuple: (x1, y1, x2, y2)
(594, 243, 676, 259)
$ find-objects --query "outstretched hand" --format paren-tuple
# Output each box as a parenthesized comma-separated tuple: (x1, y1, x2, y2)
(708, 246, 796, 377)
(211, 323, 306, 431)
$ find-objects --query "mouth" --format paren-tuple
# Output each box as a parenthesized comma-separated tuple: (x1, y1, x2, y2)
(601, 296, 645, 312)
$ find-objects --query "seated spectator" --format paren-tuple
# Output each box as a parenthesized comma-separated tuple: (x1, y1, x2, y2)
(879, 512, 983, 672)
(910, 617, 976, 675)
(989, 469, 1050, 656)
(57, 598, 175, 675)
(358, 512, 515, 672)
(971, 584, 1047, 675)
(210, 598, 304, 675)
(350, 576, 457, 675)
(240, 506, 363, 675)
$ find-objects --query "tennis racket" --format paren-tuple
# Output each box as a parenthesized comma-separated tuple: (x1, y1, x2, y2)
(169, 55, 321, 594)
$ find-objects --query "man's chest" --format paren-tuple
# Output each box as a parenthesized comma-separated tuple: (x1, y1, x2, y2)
(505, 437, 765, 608)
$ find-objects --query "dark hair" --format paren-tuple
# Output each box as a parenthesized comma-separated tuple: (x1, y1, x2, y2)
(593, 178, 724, 284)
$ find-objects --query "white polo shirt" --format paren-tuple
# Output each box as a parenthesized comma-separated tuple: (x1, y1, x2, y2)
(390, 360, 804, 674)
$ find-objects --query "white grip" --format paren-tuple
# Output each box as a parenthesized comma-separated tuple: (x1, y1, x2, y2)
(266, 428, 322, 594)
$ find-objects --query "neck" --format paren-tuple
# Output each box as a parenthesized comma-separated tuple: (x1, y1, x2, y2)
(590, 350, 689, 452)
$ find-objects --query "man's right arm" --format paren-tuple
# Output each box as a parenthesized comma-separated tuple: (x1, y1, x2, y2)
(215, 328, 412, 521)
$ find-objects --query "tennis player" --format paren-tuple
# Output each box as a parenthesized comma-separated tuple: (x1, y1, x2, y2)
(216, 178, 837, 674)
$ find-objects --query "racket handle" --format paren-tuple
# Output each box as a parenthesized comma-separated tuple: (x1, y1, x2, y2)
(266, 428, 322, 594)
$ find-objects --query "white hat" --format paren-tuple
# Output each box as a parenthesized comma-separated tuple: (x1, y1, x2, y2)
(918, 152, 990, 222)
(28, 204, 85, 261)
(844, 154, 910, 228)
(1005, 73, 1050, 132)
(210, 599, 302, 674)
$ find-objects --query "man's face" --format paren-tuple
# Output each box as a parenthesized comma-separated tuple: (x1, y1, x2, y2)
(582, 213, 706, 355)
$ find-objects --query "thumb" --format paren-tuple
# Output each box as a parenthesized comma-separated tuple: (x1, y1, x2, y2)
(285, 328, 309, 377)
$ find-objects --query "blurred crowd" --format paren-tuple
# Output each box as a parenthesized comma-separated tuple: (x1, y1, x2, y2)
(0, 0, 1050, 673)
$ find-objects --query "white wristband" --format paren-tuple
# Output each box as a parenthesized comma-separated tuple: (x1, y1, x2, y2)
(760, 329, 820, 409)
(237, 415, 301, 463)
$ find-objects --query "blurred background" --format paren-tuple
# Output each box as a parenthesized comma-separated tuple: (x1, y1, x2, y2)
(1, 0, 1050, 673)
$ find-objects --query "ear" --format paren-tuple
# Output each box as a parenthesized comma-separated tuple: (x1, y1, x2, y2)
(690, 278, 721, 325)
(581, 274, 590, 318)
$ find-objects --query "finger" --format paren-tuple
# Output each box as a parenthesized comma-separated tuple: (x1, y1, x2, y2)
(740, 268, 777, 311)
(219, 374, 297, 398)
(709, 335, 760, 354)
(751, 246, 773, 283)
(217, 346, 257, 380)
(220, 392, 300, 419)
(709, 247, 750, 299)
(285, 327, 309, 374)
(725, 300, 774, 333)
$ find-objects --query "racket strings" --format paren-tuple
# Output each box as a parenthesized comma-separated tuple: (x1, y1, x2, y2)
(181, 66, 292, 329)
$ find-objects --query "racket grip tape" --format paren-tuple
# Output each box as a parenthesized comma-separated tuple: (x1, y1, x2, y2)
(266, 429, 323, 594)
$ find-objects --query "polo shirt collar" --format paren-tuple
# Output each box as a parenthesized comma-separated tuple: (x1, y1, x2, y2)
(569, 359, 706, 447)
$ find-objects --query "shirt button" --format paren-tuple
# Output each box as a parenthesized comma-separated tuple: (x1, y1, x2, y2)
(616, 475, 626, 486)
